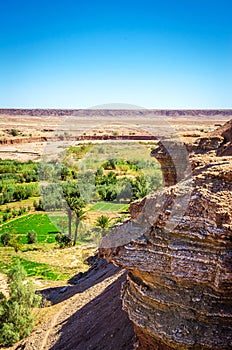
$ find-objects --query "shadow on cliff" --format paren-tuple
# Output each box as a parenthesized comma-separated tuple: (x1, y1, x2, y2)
(40, 259, 120, 305)
(49, 272, 134, 350)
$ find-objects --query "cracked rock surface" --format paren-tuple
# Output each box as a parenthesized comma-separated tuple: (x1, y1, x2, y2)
(99, 121, 232, 349)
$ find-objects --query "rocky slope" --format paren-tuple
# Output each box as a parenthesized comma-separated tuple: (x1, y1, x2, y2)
(6, 260, 134, 350)
(187, 119, 232, 157)
(99, 121, 232, 349)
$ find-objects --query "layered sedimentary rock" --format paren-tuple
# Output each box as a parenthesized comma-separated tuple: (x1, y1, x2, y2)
(150, 139, 191, 186)
(99, 121, 232, 349)
(189, 120, 232, 157)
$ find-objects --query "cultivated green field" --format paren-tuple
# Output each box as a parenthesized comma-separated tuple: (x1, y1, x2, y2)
(0, 141, 162, 282)
(89, 201, 129, 212)
(0, 252, 70, 281)
(0, 213, 60, 244)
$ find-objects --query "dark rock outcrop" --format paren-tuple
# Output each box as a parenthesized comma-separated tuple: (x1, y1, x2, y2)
(99, 120, 232, 349)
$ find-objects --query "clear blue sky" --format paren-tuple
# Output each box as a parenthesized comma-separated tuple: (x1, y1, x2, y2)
(0, 0, 231, 109)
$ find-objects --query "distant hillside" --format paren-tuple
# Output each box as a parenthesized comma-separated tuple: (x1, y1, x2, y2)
(0, 109, 231, 117)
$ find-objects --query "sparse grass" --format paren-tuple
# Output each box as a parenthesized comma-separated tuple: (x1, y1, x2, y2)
(12, 257, 69, 280)
(77, 141, 161, 173)
(89, 201, 129, 212)
(65, 143, 93, 160)
(0, 244, 96, 281)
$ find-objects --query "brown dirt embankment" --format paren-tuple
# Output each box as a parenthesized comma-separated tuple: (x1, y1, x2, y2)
(0, 134, 157, 146)
(5, 260, 134, 350)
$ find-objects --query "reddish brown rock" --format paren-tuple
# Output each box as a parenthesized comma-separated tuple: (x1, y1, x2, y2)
(189, 119, 232, 157)
(99, 120, 232, 350)
(150, 140, 191, 187)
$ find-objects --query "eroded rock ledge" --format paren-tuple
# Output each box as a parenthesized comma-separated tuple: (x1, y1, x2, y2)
(99, 121, 232, 349)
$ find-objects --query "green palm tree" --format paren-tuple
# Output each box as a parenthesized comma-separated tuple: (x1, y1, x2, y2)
(95, 215, 111, 237)
(68, 197, 86, 245)
(62, 181, 86, 241)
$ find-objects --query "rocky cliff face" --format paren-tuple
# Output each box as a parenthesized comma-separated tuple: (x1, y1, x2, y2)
(188, 120, 232, 157)
(99, 121, 232, 349)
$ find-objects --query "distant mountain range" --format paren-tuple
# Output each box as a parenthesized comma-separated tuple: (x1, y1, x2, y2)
(0, 109, 231, 117)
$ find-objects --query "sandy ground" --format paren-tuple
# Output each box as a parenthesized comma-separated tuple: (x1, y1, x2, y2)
(0, 274, 9, 298)
(0, 113, 231, 161)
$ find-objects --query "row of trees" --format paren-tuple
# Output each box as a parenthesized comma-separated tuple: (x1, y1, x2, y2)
(38, 181, 86, 245)
(95, 170, 161, 202)
(0, 183, 39, 205)
(1, 206, 29, 223)
(0, 156, 162, 206)
(54, 214, 112, 248)
(0, 160, 38, 184)
(0, 172, 38, 184)
(37, 165, 162, 245)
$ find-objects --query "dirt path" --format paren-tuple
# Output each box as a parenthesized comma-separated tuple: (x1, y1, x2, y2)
(6, 262, 134, 350)
(40, 271, 123, 350)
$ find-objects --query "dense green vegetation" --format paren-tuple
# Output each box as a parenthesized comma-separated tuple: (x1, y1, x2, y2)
(0, 159, 38, 183)
(0, 141, 163, 346)
(0, 260, 41, 346)
(0, 141, 163, 279)
(0, 183, 38, 206)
